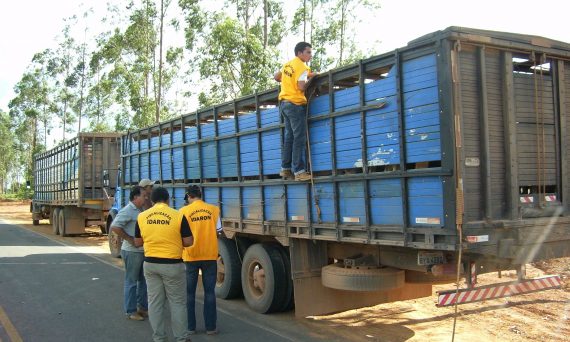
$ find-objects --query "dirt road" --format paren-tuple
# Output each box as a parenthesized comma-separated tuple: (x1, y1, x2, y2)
(2, 200, 569, 341)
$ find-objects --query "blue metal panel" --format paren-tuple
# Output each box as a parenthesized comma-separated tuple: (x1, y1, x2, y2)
(130, 138, 138, 152)
(124, 157, 131, 183)
(140, 153, 149, 180)
(261, 129, 281, 175)
(264, 185, 285, 221)
(204, 187, 219, 205)
(185, 127, 198, 142)
(201, 141, 218, 178)
(238, 112, 257, 132)
(309, 94, 329, 116)
(338, 181, 366, 224)
(219, 138, 238, 178)
(260, 107, 280, 127)
(173, 187, 186, 209)
(408, 176, 444, 227)
(287, 184, 309, 222)
(310, 182, 335, 223)
(201, 122, 215, 138)
(173, 147, 184, 180)
(131, 155, 140, 183)
(364, 65, 397, 104)
(335, 113, 361, 169)
(185, 145, 200, 179)
(221, 187, 240, 219)
(150, 151, 160, 180)
(369, 179, 404, 225)
(150, 136, 160, 148)
(242, 187, 262, 219)
(160, 133, 171, 146)
(239, 134, 259, 176)
(309, 119, 332, 171)
(161, 149, 172, 181)
(123, 188, 131, 207)
(334, 86, 360, 111)
(172, 131, 183, 144)
(218, 119, 235, 136)
(140, 138, 149, 151)
(365, 107, 400, 167)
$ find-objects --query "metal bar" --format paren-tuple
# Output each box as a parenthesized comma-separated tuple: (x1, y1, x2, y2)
(91, 137, 95, 201)
(329, 72, 337, 176)
(438, 39, 458, 232)
(502, 51, 520, 220)
(556, 60, 568, 214)
(196, 111, 203, 181)
(478, 46, 493, 220)
(214, 107, 221, 181)
(170, 121, 174, 182)
(181, 116, 188, 183)
(157, 127, 163, 183)
(395, 49, 410, 232)
(359, 60, 372, 237)
(256, 93, 264, 179)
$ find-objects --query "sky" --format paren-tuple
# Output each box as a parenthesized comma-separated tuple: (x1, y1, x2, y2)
(1, 0, 569, 132)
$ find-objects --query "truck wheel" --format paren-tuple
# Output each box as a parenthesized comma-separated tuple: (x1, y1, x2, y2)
(216, 237, 242, 299)
(58, 209, 67, 237)
(52, 209, 60, 235)
(274, 245, 294, 312)
(321, 263, 405, 292)
(33, 219, 39, 226)
(109, 231, 123, 258)
(241, 243, 287, 313)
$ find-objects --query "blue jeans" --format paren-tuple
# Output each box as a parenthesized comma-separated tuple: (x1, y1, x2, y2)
(121, 250, 148, 314)
(185, 260, 217, 331)
(280, 101, 307, 174)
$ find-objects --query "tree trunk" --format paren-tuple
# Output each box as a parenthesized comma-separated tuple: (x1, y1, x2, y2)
(339, 0, 346, 66)
(263, 0, 268, 48)
(156, 0, 166, 123)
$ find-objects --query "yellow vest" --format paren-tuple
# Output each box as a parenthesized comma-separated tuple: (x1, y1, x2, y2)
(137, 203, 184, 259)
(180, 200, 220, 261)
(278, 57, 310, 105)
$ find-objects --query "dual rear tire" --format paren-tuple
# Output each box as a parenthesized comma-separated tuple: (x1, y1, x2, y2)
(216, 239, 294, 314)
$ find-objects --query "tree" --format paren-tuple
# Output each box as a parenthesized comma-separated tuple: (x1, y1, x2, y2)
(180, 0, 285, 105)
(0, 111, 17, 193)
(292, 0, 380, 71)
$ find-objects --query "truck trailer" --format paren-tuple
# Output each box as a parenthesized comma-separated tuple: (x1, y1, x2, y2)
(116, 27, 570, 316)
(31, 133, 121, 236)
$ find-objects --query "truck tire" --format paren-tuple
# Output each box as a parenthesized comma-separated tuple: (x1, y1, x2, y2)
(52, 208, 60, 235)
(321, 263, 405, 292)
(108, 231, 123, 258)
(241, 243, 288, 313)
(58, 209, 67, 237)
(274, 245, 294, 312)
(215, 237, 242, 299)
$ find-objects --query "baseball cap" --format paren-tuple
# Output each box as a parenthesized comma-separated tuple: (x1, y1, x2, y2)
(139, 179, 156, 187)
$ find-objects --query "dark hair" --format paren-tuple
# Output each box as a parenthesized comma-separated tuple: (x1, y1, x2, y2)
(294, 42, 312, 56)
(186, 185, 202, 199)
(129, 186, 143, 201)
(151, 186, 170, 203)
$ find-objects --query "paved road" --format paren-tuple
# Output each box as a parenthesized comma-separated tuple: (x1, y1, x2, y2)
(0, 220, 330, 342)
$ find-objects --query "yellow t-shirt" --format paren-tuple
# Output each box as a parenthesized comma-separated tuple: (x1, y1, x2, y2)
(180, 200, 220, 262)
(136, 203, 185, 260)
(278, 56, 310, 105)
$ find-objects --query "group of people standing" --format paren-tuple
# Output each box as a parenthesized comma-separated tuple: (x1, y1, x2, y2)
(111, 179, 221, 342)
(109, 41, 315, 342)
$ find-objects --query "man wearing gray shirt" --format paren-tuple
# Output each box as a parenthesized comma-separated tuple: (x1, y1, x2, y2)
(111, 185, 149, 321)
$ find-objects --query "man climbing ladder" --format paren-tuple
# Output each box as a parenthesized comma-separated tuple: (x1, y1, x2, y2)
(274, 41, 317, 181)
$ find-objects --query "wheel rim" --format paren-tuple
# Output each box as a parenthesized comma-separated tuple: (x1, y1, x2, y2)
(216, 255, 225, 286)
(247, 260, 265, 299)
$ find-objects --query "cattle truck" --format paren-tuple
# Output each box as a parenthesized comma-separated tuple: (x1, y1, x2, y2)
(31, 133, 121, 236)
(116, 27, 570, 316)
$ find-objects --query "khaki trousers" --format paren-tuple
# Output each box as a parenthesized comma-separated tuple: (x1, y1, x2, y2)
(143, 262, 188, 342)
